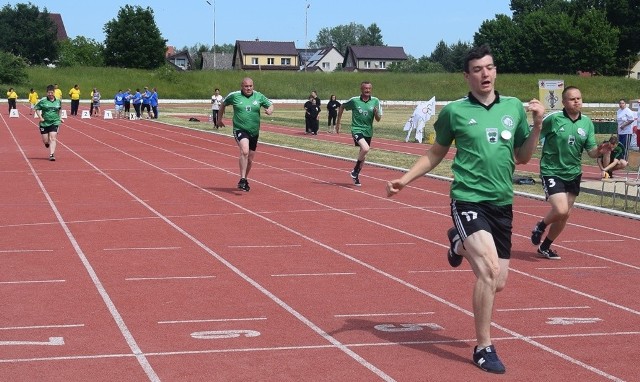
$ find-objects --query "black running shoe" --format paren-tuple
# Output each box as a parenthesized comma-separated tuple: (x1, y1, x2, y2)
(350, 169, 358, 179)
(537, 246, 561, 260)
(531, 221, 545, 245)
(237, 178, 250, 192)
(44, 142, 50, 148)
(49, 154, 55, 161)
(353, 177, 361, 187)
(447, 227, 463, 267)
(473, 345, 506, 374)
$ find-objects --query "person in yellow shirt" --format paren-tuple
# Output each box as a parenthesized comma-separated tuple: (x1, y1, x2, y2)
(69, 84, 81, 115)
(28, 88, 39, 115)
(7, 87, 17, 114)
(53, 84, 62, 100)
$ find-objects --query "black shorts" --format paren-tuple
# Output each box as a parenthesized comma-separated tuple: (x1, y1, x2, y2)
(450, 200, 513, 260)
(352, 133, 371, 147)
(39, 125, 59, 134)
(540, 174, 582, 199)
(234, 129, 259, 151)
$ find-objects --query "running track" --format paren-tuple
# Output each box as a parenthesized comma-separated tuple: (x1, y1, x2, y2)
(1, 105, 639, 381)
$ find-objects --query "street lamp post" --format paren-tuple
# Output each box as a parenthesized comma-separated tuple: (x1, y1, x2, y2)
(305, 2, 309, 71)
(206, 0, 216, 69)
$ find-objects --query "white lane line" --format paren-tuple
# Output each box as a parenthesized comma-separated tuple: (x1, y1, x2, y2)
(104, 247, 181, 251)
(497, 306, 591, 312)
(158, 317, 267, 324)
(345, 242, 415, 246)
(0, 324, 85, 330)
(536, 266, 610, 270)
(0, 279, 65, 285)
(0, 249, 54, 253)
(335, 312, 435, 318)
(228, 244, 302, 248)
(125, 275, 216, 281)
(6, 129, 160, 381)
(271, 272, 355, 277)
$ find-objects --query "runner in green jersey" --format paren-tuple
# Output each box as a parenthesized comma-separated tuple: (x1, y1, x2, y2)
(336, 81, 382, 186)
(217, 77, 273, 192)
(387, 45, 545, 374)
(531, 86, 605, 260)
(35, 84, 64, 161)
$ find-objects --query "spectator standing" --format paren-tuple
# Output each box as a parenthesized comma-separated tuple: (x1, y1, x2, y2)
(68, 84, 81, 116)
(386, 45, 545, 374)
(53, 84, 62, 101)
(304, 96, 320, 135)
(35, 84, 64, 161)
(216, 77, 273, 192)
(617, 99, 634, 158)
(7, 87, 18, 113)
(141, 86, 152, 119)
(531, 86, 604, 260)
(114, 90, 125, 118)
(124, 88, 132, 117)
(336, 81, 382, 187)
(150, 87, 159, 119)
(92, 88, 101, 116)
(28, 88, 39, 115)
(132, 88, 142, 119)
(211, 88, 223, 128)
(326, 94, 341, 133)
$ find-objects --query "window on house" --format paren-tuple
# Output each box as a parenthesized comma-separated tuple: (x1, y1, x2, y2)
(251, 57, 259, 65)
(267, 58, 274, 65)
(174, 58, 186, 68)
(281, 57, 291, 65)
(322, 62, 330, 69)
(379, 61, 386, 69)
(364, 61, 371, 68)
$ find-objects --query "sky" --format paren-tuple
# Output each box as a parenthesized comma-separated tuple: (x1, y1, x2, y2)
(25, 1, 513, 58)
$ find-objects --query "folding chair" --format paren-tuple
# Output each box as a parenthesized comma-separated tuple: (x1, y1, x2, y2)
(623, 151, 640, 212)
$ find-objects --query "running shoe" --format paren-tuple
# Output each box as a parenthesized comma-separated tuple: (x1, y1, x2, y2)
(44, 142, 50, 148)
(350, 169, 359, 179)
(537, 246, 561, 260)
(49, 154, 55, 161)
(353, 177, 361, 187)
(530, 221, 546, 246)
(473, 345, 506, 374)
(447, 227, 463, 267)
(237, 178, 250, 192)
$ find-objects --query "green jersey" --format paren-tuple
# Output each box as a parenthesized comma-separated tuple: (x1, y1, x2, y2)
(434, 92, 530, 205)
(539, 110, 596, 180)
(342, 95, 382, 137)
(35, 96, 62, 128)
(223, 90, 272, 137)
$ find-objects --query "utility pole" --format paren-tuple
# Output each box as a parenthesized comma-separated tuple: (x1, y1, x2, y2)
(305, 2, 310, 71)
(206, 0, 216, 69)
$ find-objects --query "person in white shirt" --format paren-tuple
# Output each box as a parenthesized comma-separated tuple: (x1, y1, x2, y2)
(616, 99, 635, 158)
(211, 88, 223, 128)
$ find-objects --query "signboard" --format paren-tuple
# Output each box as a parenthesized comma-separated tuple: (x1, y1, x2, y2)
(538, 80, 564, 110)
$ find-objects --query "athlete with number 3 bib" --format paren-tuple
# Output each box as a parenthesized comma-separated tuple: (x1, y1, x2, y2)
(386, 45, 545, 374)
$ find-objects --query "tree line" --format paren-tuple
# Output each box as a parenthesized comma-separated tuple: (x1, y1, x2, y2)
(1, 0, 639, 85)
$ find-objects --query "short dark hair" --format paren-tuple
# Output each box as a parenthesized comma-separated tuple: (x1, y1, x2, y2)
(562, 85, 579, 98)
(463, 44, 493, 73)
(46, 84, 55, 92)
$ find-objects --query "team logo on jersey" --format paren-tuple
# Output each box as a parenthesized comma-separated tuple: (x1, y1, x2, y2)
(468, 118, 477, 125)
(568, 135, 576, 146)
(501, 115, 515, 130)
(577, 128, 586, 137)
(486, 128, 499, 143)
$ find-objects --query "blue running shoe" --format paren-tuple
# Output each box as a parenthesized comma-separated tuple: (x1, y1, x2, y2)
(473, 345, 506, 374)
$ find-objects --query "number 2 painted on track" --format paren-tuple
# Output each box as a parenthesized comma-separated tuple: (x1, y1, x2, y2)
(191, 330, 260, 339)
